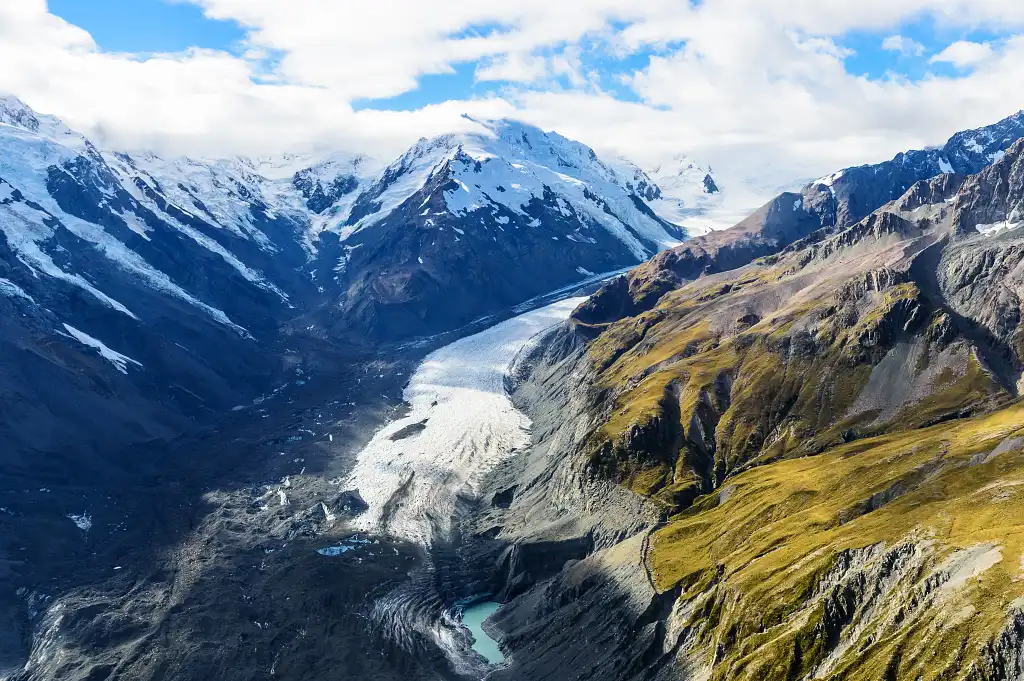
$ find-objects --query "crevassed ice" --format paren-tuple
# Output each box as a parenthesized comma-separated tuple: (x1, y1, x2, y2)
(347, 296, 585, 545)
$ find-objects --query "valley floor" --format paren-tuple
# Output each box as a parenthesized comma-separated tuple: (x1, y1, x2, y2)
(2, 276, 612, 681)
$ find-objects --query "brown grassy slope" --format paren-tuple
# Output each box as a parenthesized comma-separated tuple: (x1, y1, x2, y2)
(649, 401, 1024, 681)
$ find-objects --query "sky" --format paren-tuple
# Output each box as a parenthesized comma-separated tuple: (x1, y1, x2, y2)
(4, 0, 1024, 202)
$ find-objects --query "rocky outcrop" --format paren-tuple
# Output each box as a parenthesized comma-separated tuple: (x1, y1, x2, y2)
(954, 139, 1024, 234)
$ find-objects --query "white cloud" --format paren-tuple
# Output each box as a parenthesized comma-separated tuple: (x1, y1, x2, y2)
(930, 40, 995, 68)
(1, 0, 1024, 224)
(475, 53, 549, 84)
(882, 34, 926, 56)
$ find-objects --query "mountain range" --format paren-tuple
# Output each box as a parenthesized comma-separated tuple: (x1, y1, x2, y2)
(576, 108, 1024, 323)
(5, 90, 1024, 681)
(0, 95, 713, 461)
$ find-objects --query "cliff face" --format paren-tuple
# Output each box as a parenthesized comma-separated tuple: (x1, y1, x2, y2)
(468, 140, 1024, 681)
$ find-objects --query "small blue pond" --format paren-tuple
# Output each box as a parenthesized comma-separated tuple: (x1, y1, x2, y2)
(461, 601, 505, 665)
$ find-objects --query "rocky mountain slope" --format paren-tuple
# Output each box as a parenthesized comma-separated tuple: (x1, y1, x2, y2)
(464, 137, 1024, 680)
(576, 110, 1024, 326)
(0, 98, 310, 462)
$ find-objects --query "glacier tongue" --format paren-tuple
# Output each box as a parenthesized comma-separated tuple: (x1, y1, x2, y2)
(346, 296, 585, 545)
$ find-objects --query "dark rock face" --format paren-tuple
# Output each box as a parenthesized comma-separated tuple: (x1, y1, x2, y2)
(293, 169, 359, 214)
(827, 110, 1024, 229)
(895, 173, 967, 212)
(954, 139, 1024, 233)
(332, 166, 647, 341)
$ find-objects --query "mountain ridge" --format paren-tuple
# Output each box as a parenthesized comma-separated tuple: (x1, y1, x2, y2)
(575, 108, 1024, 325)
(465, 134, 1024, 681)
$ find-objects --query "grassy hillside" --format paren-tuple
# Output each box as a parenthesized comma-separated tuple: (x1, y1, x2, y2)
(558, 153, 1024, 679)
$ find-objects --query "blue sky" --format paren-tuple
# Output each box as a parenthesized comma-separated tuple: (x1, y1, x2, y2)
(48, 0, 244, 54)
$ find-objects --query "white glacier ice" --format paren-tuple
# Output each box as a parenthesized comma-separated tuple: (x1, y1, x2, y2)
(347, 296, 585, 545)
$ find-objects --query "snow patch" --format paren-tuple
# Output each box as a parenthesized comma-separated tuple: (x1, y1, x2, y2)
(938, 157, 954, 175)
(0, 277, 33, 302)
(816, 169, 845, 187)
(0, 186, 137, 319)
(316, 537, 371, 556)
(67, 513, 92, 533)
(62, 324, 143, 374)
(976, 221, 1023, 236)
(965, 138, 985, 154)
(113, 209, 152, 240)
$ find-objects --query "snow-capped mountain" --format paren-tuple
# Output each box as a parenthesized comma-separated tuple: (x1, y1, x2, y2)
(608, 154, 776, 237)
(0, 95, 698, 459)
(320, 118, 685, 251)
(303, 117, 691, 340)
(642, 155, 721, 236)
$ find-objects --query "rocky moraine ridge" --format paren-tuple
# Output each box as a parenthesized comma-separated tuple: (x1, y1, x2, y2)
(3, 93, 1024, 681)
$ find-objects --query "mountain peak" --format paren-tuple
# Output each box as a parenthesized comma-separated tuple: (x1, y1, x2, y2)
(0, 94, 86, 149)
(0, 94, 42, 132)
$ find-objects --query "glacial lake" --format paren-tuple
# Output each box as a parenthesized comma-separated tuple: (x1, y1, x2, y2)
(462, 601, 505, 665)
